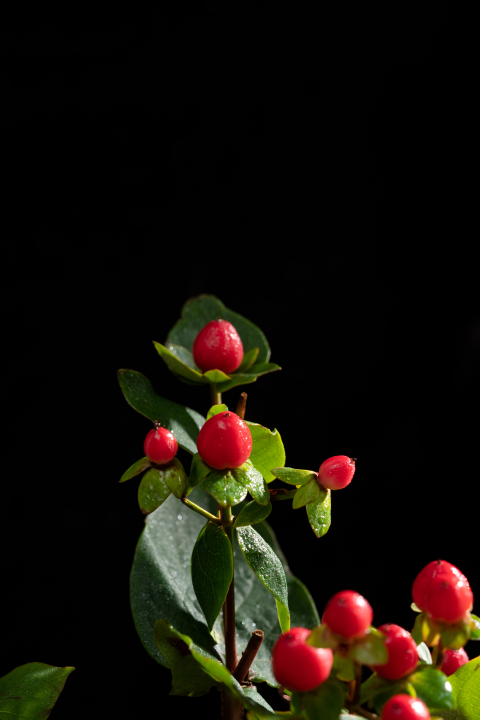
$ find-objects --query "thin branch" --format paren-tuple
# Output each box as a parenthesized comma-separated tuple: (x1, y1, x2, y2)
(236, 392, 247, 419)
(210, 384, 222, 405)
(181, 497, 222, 524)
(233, 630, 264, 683)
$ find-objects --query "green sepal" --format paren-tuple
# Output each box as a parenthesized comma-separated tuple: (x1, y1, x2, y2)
(191, 521, 233, 631)
(307, 624, 339, 649)
(349, 627, 388, 666)
(439, 617, 471, 650)
(234, 501, 272, 528)
(138, 467, 172, 514)
(271, 467, 317, 486)
(0, 662, 74, 718)
(411, 613, 424, 644)
(411, 602, 422, 612)
(203, 368, 232, 383)
(237, 346, 259, 372)
(236, 525, 289, 633)
(202, 469, 248, 507)
(469, 613, 480, 639)
(216, 362, 281, 393)
(303, 677, 347, 720)
(163, 457, 188, 498)
(153, 341, 206, 383)
(233, 460, 270, 506)
(417, 642, 432, 665)
(118, 369, 204, 455)
(206, 404, 228, 420)
(189, 452, 212, 488)
(306, 488, 331, 538)
(120, 456, 152, 483)
(246, 422, 286, 483)
(292, 477, 321, 508)
(333, 651, 356, 681)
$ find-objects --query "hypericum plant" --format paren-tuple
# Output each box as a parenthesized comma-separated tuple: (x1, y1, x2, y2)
(118, 295, 480, 720)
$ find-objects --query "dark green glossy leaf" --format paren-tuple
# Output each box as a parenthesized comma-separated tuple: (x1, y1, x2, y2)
(306, 489, 331, 538)
(166, 295, 271, 364)
(189, 452, 212, 487)
(234, 501, 272, 528)
(409, 666, 455, 711)
(333, 651, 356, 681)
(417, 642, 432, 665)
(118, 369, 205, 455)
(292, 478, 321, 508)
(246, 423, 286, 484)
(350, 628, 388, 665)
(236, 525, 289, 633)
(0, 662, 74, 719)
(470, 614, 480, 640)
(303, 677, 346, 720)
(153, 341, 205, 383)
(237, 347, 259, 373)
(202, 469, 248, 507)
(206, 404, 228, 420)
(153, 620, 216, 696)
(162, 457, 188, 498)
(216, 362, 281, 393)
(191, 522, 233, 631)
(120, 456, 151, 483)
(436, 656, 480, 720)
(272, 467, 317, 486)
(138, 467, 171, 514)
(308, 624, 339, 649)
(233, 461, 270, 506)
(242, 686, 276, 718)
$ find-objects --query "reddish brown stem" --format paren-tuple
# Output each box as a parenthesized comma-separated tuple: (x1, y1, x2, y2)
(236, 392, 247, 419)
(233, 629, 264, 683)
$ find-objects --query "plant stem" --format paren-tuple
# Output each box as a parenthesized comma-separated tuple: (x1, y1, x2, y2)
(210, 384, 222, 405)
(233, 629, 264, 683)
(353, 708, 378, 720)
(348, 661, 362, 706)
(236, 392, 247, 419)
(181, 497, 222, 524)
(433, 640, 445, 669)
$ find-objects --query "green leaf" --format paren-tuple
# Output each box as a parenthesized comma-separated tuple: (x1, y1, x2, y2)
(246, 422, 286, 484)
(333, 651, 356, 681)
(153, 620, 216, 696)
(236, 525, 289, 633)
(470, 614, 480, 640)
(409, 666, 455, 712)
(153, 341, 206, 383)
(308, 624, 340, 649)
(440, 620, 471, 650)
(350, 628, 388, 666)
(411, 602, 422, 612)
(234, 501, 272, 528)
(118, 369, 205, 455)
(303, 677, 347, 720)
(165, 343, 199, 370)
(216, 362, 281, 393)
(237, 347, 259, 373)
(161, 457, 187, 499)
(120, 456, 151, 483)
(188, 453, 212, 488)
(292, 478, 321, 508)
(306, 489, 331, 538)
(411, 613, 424, 644)
(417, 642, 432, 665)
(202, 469, 248, 507)
(206, 404, 228, 420)
(138, 467, 172, 514)
(360, 672, 403, 707)
(233, 461, 270, 505)
(276, 599, 291, 634)
(436, 656, 480, 720)
(271, 467, 317, 486)
(0, 662, 74, 719)
(191, 522, 233, 631)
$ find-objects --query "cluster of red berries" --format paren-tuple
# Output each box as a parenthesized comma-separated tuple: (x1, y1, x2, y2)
(412, 559, 473, 624)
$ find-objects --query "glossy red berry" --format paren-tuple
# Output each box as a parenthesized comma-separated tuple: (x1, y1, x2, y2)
(372, 624, 418, 680)
(382, 695, 430, 720)
(440, 647, 469, 676)
(144, 426, 178, 465)
(317, 456, 355, 490)
(196, 411, 252, 470)
(193, 319, 244, 374)
(412, 560, 466, 611)
(424, 572, 473, 624)
(322, 590, 373, 640)
(272, 627, 333, 692)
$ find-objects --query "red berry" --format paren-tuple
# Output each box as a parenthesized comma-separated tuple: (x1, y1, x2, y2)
(272, 627, 333, 692)
(317, 456, 355, 490)
(193, 319, 244, 374)
(382, 695, 430, 720)
(440, 648, 469, 676)
(196, 411, 252, 470)
(372, 624, 418, 680)
(412, 560, 466, 611)
(322, 590, 373, 640)
(424, 572, 473, 623)
(144, 426, 178, 465)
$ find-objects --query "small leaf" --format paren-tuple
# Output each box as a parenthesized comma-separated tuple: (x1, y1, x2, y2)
(246, 422, 286, 484)
(333, 651, 356, 681)
(191, 522, 233, 631)
(0, 662, 74, 719)
(234, 501, 272, 528)
(233, 460, 270, 505)
(216, 362, 281, 393)
(166, 343, 199, 370)
(189, 452, 212, 487)
(306, 488, 331, 538)
(162, 457, 188, 499)
(202, 469, 248, 507)
(120, 456, 151, 483)
(307, 624, 339, 649)
(470, 613, 480, 640)
(236, 525, 289, 634)
(409, 666, 455, 711)
(411, 602, 422, 612)
(411, 613, 424, 645)
(206, 404, 228, 420)
(303, 677, 347, 720)
(417, 642, 432, 665)
(203, 368, 232, 383)
(237, 347, 259, 373)
(272, 467, 317, 486)
(118, 369, 205, 454)
(360, 672, 402, 707)
(292, 478, 321, 508)
(445, 656, 480, 720)
(350, 628, 388, 666)
(138, 468, 171, 514)
(153, 341, 206, 383)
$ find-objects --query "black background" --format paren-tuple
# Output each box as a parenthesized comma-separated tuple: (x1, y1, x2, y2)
(1, 2, 477, 717)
